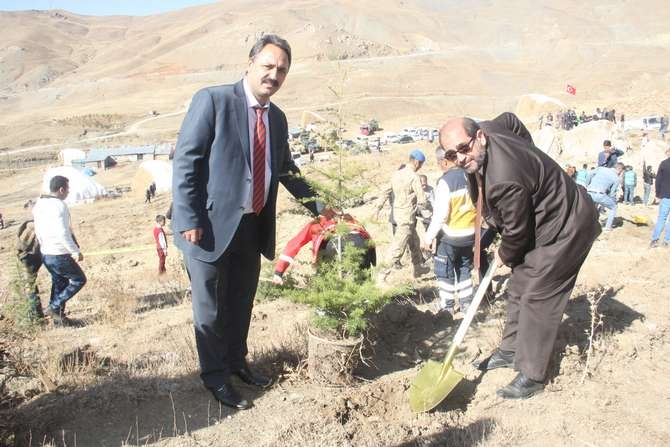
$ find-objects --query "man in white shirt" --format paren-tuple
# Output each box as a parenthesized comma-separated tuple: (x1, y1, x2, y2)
(32, 175, 86, 326)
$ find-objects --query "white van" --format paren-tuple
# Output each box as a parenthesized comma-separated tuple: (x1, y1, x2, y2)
(624, 115, 663, 131)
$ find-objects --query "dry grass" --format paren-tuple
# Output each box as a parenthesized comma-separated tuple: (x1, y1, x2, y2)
(580, 287, 607, 384)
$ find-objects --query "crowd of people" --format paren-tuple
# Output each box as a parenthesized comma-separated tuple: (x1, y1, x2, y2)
(539, 107, 620, 131)
(11, 34, 670, 412)
(557, 138, 670, 235)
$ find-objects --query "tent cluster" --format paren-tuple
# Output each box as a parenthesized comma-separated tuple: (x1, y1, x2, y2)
(46, 149, 174, 205)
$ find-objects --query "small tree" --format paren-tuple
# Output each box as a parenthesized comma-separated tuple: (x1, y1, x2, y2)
(279, 72, 410, 340)
(282, 231, 410, 339)
(7, 259, 42, 330)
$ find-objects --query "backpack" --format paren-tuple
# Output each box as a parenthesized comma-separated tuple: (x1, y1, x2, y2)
(16, 220, 41, 262)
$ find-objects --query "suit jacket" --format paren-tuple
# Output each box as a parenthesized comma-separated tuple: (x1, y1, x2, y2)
(470, 112, 600, 296)
(172, 80, 318, 263)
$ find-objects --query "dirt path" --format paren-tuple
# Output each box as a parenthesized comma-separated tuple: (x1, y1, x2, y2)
(1, 155, 669, 447)
(1, 109, 187, 156)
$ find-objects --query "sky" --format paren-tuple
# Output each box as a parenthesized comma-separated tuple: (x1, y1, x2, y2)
(0, 0, 219, 16)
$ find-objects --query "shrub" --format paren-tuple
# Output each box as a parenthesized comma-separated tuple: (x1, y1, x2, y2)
(282, 237, 410, 339)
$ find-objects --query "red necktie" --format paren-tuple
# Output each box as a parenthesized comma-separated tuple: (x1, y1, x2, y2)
(252, 106, 266, 215)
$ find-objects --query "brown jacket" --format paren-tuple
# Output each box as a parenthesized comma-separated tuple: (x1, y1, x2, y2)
(376, 165, 426, 225)
(472, 113, 600, 296)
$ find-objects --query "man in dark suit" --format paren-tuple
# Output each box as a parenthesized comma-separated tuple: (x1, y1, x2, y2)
(172, 34, 324, 410)
(439, 113, 600, 399)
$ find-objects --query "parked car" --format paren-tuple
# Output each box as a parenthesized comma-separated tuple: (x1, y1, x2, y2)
(624, 115, 663, 131)
(383, 132, 401, 144)
(355, 135, 369, 148)
(397, 135, 414, 144)
(291, 151, 308, 166)
(336, 139, 356, 150)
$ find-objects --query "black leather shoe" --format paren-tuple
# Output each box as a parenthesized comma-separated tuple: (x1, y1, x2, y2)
(496, 372, 544, 399)
(473, 348, 514, 371)
(209, 383, 252, 410)
(233, 365, 272, 388)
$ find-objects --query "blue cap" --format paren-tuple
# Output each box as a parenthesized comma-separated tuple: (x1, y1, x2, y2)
(410, 149, 426, 162)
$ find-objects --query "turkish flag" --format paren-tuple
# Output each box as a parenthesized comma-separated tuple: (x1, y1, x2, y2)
(566, 84, 577, 95)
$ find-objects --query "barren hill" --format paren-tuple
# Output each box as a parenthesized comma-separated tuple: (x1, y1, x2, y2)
(1, 0, 669, 151)
(2, 2, 670, 446)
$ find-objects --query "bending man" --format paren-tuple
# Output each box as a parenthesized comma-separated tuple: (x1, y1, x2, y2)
(439, 113, 600, 399)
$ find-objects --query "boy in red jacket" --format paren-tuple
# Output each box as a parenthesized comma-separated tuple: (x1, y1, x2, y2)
(153, 215, 168, 274)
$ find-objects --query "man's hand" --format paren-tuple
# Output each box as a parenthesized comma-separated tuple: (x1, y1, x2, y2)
(182, 228, 203, 245)
(272, 274, 284, 286)
(493, 248, 504, 268)
(421, 241, 432, 252)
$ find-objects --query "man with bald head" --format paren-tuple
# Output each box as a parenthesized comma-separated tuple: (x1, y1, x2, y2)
(439, 113, 600, 399)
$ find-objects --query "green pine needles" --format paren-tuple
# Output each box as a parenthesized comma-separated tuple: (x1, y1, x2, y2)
(8, 259, 43, 329)
(283, 239, 410, 339)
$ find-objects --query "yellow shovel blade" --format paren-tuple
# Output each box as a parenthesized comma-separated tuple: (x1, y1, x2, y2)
(632, 215, 649, 225)
(409, 360, 464, 412)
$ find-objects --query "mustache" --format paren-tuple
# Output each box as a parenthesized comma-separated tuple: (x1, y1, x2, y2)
(262, 77, 279, 87)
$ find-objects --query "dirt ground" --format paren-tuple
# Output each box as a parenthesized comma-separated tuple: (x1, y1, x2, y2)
(1, 143, 669, 446)
(1, 2, 670, 444)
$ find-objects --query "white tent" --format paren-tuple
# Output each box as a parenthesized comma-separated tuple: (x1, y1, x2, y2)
(42, 166, 107, 205)
(58, 148, 86, 166)
(132, 160, 172, 196)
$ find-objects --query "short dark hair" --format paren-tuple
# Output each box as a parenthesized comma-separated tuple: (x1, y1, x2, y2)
(156, 215, 166, 223)
(463, 117, 480, 138)
(435, 146, 456, 162)
(249, 34, 292, 67)
(49, 175, 69, 193)
(603, 140, 612, 147)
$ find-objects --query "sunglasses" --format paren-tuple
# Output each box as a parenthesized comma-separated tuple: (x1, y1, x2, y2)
(445, 136, 477, 156)
(444, 150, 457, 161)
(452, 136, 476, 155)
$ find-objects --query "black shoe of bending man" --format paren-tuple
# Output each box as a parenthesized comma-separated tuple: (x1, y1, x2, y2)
(413, 263, 431, 278)
(473, 348, 514, 371)
(209, 383, 252, 410)
(496, 372, 544, 399)
(233, 365, 272, 388)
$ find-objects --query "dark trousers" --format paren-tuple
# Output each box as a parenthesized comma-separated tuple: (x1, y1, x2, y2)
(42, 254, 86, 312)
(500, 269, 582, 382)
(434, 240, 474, 309)
(185, 214, 262, 389)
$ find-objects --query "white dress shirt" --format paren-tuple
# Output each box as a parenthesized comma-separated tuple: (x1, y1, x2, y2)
(242, 78, 272, 214)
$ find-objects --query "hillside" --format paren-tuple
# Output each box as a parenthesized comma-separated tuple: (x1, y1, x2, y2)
(1, 0, 669, 151)
(1, 1, 670, 446)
